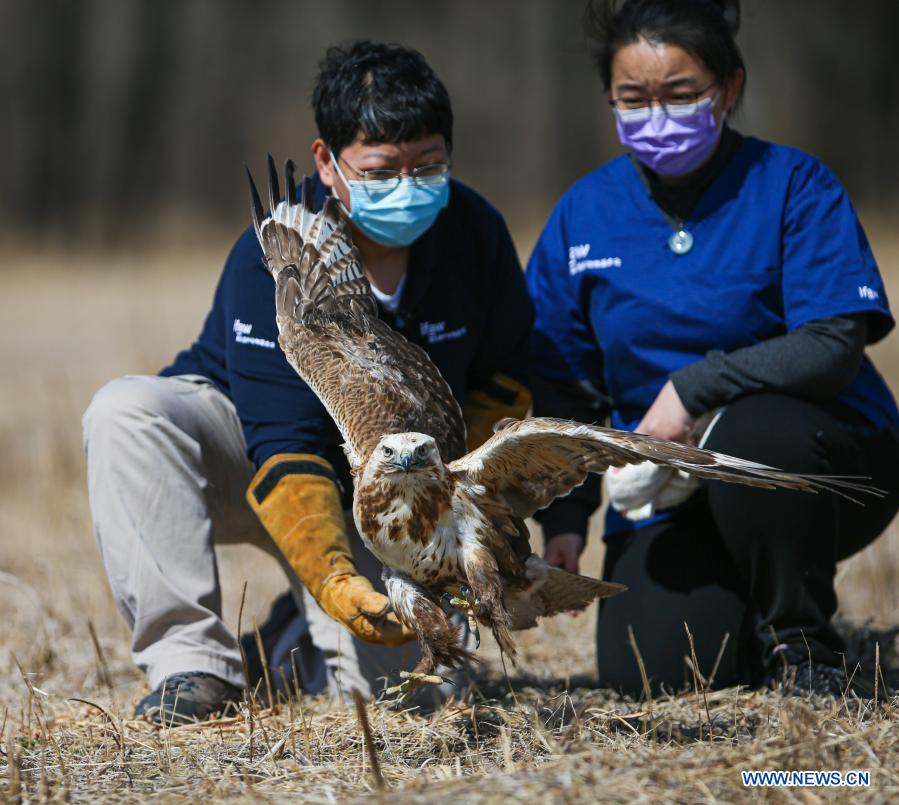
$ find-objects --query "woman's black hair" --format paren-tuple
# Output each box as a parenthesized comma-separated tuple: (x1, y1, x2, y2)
(585, 0, 745, 94)
(312, 40, 453, 156)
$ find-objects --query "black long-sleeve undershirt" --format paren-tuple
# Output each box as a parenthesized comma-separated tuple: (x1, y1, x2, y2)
(671, 314, 868, 418)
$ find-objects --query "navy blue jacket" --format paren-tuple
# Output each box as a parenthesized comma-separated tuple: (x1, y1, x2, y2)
(162, 176, 533, 498)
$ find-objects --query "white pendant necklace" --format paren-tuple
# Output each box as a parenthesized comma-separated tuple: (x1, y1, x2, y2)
(668, 226, 694, 255)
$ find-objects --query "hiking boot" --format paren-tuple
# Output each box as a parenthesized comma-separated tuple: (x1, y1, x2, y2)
(134, 672, 243, 725)
(773, 661, 874, 700)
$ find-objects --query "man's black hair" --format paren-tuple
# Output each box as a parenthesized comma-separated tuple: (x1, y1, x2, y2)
(312, 40, 453, 156)
(585, 0, 745, 97)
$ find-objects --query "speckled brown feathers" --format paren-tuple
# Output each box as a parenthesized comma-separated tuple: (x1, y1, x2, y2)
(354, 483, 395, 545)
(404, 472, 454, 547)
(409, 597, 475, 672)
(384, 570, 476, 671)
(356, 468, 453, 549)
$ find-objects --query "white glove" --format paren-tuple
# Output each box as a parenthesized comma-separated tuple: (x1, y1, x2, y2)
(606, 463, 698, 521)
(606, 408, 724, 521)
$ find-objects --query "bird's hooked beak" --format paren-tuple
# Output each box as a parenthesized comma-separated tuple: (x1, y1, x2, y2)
(400, 450, 413, 472)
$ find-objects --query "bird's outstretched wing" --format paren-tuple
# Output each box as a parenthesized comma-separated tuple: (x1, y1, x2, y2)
(448, 416, 882, 517)
(247, 157, 467, 466)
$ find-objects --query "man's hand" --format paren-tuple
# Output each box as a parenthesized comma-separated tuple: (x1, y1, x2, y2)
(247, 453, 417, 647)
(544, 532, 585, 573)
(636, 379, 695, 444)
(320, 573, 415, 646)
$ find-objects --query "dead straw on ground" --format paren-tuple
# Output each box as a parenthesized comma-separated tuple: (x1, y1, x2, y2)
(1, 672, 898, 803)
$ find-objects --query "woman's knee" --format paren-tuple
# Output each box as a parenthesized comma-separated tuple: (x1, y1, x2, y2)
(703, 394, 831, 473)
(597, 520, 754, 693)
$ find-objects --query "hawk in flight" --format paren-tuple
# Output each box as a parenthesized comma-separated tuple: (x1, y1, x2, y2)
(248, 158, 878, 700)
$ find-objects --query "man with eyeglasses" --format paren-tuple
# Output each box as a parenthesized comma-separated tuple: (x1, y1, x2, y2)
(82, 40, 533, 723)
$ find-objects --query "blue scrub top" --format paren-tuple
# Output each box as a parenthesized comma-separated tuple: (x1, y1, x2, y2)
(528, 136, 897, 430)
(527, 137, 898, 530)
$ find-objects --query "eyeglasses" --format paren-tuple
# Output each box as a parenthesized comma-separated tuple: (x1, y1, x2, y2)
(336, 153, 451, 191)
(609, 82, 717, 115)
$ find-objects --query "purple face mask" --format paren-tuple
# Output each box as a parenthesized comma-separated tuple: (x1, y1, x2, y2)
(614, 97, 723, 177)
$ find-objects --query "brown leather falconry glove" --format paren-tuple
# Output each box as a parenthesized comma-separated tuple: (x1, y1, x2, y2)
(463, 373, 533, 451)
(247, 453, 414, 646)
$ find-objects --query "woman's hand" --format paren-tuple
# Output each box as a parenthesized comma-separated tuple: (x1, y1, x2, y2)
(636, 380, 695, 444)
(544, 532, 585, 573)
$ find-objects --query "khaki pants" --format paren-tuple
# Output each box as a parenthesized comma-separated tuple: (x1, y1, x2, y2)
(82, 374, 421, 699)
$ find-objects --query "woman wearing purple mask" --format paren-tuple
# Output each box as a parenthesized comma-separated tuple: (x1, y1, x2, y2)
(526, 0, 898, 699)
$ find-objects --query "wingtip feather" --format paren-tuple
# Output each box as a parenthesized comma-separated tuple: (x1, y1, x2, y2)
(266, 153, 281, 214)
(246, 165, 265, 242)
(285, 158, 296, 205)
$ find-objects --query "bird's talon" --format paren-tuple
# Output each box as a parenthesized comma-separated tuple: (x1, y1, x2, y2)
(467, 615, 481, 648)
(384, 671, 447, 704)
(443, 588, 482, 648)
(447, 590, 481, 613)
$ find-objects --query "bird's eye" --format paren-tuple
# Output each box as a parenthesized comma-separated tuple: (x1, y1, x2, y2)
(415, 444, 427, 457)
(382, 446, 393, 457)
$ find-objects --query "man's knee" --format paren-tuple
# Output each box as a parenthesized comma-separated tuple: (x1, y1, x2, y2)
(83, 375, 171, 452)
(81, 375, 164, 435)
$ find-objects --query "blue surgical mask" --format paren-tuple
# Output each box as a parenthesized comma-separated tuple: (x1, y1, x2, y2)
(330, 151, 450, 247)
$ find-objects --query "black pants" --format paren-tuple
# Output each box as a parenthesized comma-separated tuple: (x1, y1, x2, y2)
(596, 393, 899, 696)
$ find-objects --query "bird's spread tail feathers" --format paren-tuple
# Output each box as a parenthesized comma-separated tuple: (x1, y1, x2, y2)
(541, 565, 627, 611)
(247, 155, 377, 324)
(505, 556, 626, 631)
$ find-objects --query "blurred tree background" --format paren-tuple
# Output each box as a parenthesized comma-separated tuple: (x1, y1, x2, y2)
(1, 0, 897, 250)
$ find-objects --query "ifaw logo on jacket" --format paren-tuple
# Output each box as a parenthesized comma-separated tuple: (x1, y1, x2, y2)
(233, 318, 276, 349)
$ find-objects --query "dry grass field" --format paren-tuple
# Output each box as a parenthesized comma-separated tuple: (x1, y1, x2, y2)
(1, 219, 898, 802)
